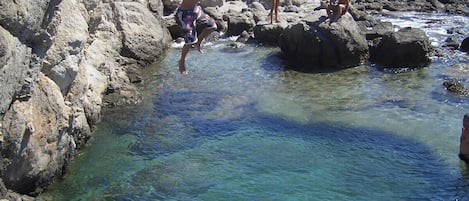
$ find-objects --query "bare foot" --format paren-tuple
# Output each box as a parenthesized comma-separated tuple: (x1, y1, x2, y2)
(195, 42, 204, 54)
(179, 60, 188, 75)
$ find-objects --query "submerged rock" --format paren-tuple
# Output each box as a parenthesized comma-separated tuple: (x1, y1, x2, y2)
(443, 79, 469, 96)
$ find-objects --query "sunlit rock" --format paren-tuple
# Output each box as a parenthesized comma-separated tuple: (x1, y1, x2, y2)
(369, 27, 433, 68)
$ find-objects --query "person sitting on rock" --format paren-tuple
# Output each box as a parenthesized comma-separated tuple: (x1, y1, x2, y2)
(326, 0, 349, 23)
(176, 0, 217, 75)
(270, 0, 280, 24)
(460, 114, 469, 163)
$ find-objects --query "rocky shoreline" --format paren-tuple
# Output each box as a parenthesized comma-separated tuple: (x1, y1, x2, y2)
(0, 0, 467, 199)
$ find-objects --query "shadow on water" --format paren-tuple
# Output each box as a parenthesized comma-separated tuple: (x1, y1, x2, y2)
(91, 88, 469, 200)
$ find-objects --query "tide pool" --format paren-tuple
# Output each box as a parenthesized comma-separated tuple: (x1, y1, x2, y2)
(39, 12, 469, 201)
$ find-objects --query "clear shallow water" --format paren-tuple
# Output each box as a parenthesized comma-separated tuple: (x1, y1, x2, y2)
(39, 13, 469, 200)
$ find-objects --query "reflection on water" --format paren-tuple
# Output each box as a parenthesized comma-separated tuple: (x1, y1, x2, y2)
(39, 12, 469, 200)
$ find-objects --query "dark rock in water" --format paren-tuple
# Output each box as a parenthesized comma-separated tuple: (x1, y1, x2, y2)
(443, 79, 469, 96)
(369, 27, 432, 68)
(443, 36, 460, 50)
(226, 42, 246, 49)
(236, 30, 250, 43)
(460, 37, 469, 53)
(277, 13, 369, 71)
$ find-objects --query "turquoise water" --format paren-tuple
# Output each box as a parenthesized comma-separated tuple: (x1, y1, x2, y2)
(39, 13, 469, 200)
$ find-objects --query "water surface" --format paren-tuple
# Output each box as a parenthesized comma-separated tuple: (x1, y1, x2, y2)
(39, 12, 469, 200)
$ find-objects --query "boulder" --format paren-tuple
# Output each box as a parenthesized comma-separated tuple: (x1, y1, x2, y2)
(114, 2, 172, 64)
(41, 0, 89, 96)
(253, 22, 289, 44)
(443, 79, 469, 96)
(0, 26, 32, 115)
(278, 13, 369, 71)
(0, 0, 50, 43)
(369, 27, 432, 68)
(356, 20, 394, 40)
(224, 10, 256, 36)
(443, 36, 460, 49)
(2, 73, 75, 195)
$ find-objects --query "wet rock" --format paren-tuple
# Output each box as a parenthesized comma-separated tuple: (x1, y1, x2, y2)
(236, 30, 251, 43)
(443, 79, 469, 96)
(369, 27, 433, 68)
(443, 36, 460, 49)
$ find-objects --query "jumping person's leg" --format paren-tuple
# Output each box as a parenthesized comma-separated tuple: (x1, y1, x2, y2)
(194, 6, 217, 53)
(195, 27, 215, 53)
(179, 44, 191, 74)
(176, 9, 197, 74)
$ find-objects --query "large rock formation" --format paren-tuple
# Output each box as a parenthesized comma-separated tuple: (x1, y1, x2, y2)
(0, 0, 171, 197)
(369, 27, 433, 68)
(278, 13, 369, 71)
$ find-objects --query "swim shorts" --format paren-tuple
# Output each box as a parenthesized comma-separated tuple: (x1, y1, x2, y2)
(176, 5, 217, 45)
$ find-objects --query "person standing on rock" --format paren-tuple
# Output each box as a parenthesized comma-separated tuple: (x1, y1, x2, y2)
(176, 0, 217, 75)
(270, 0, 280, 24)
(326, 0, 349, 23)
(460, 114, 469, 163)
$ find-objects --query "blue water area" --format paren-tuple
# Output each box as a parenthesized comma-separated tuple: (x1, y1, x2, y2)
(38, 12, 469, 201)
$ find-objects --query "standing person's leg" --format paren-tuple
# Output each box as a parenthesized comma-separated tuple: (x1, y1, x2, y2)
(274, 0, 279, 23)
(270, 0, 275, 24)
(326, 4, 333, 20)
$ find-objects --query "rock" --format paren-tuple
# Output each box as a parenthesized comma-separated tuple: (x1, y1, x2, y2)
(236, 30, 251, 43)
(369, 27, 433, 68)
(1, 0, 172, 196)
(162, 0, 182, 14)
(200, 0, 225, 8)
(2, 73, 74, 195)
(224, 10, 256, 36)
(460, 37, 469, 52)
(41, 0, 89, 96)
(253, 22, 288, 44)
(357, 19, 394, 40)
(278, 13, 369, 71)
(443, 79, 469, 96)
(443, 36, 460, 49)
(0, 0, 50, 42)
(114, 2, 172, 64)
(0, 26, 32, 115)
(149, 0, 165, 17)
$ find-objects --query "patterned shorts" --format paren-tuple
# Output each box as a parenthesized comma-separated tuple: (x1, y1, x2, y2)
(176, 5, 217, 45)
